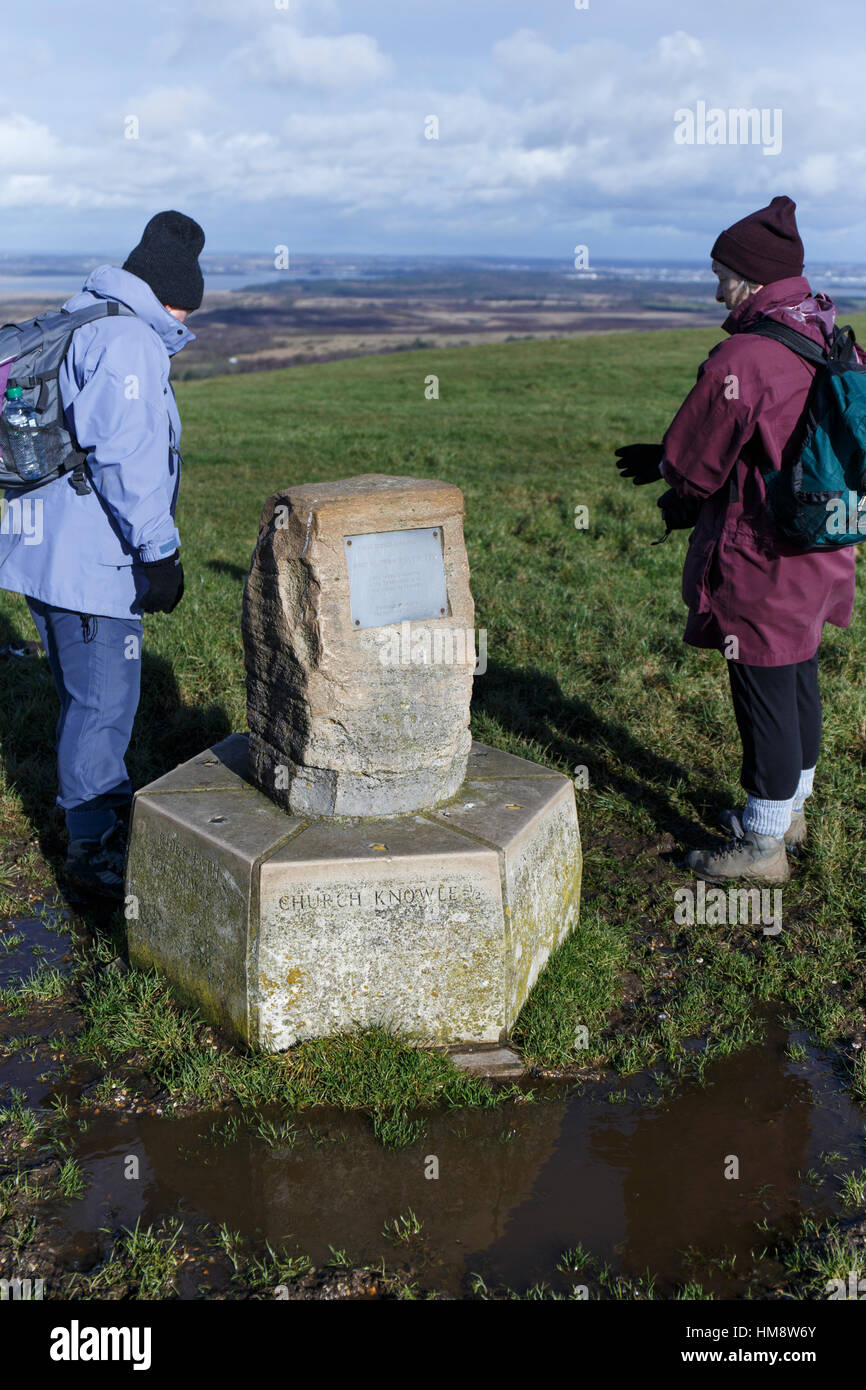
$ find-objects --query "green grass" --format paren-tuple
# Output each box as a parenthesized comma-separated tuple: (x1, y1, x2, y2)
(56, 1155, 87, 1200)
(74, 965, 516, 1116)
(251, 1116, 299, 1151)
(0, 964, 68, 1011)
(244, 1242, 311, 1289)
(1, 325, 865, 1107)
(470, 1252, 667, 1301)
(77, 1217, 184, 1299)
(838, 1170, 866, 1207)
(778, 1214, 865, 1296)
(0, 1089, 41, 1141)
(371, 1107, 425, 1149)
(382, 1208, 423, 1243)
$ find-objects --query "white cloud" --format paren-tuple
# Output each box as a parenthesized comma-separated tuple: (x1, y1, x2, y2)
(119, 86, 217, 137)
(2, 26, 866, 257)
(656, 30, 707, 71)
(492, 28, 621, 101)
(237, 24, 392, 88)
(194, 0, 339, 24)
(0, 115, 63, 172)
(794, 153, 843, 199)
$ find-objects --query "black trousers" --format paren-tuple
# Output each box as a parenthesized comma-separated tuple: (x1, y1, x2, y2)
(726, 654, 822, 801)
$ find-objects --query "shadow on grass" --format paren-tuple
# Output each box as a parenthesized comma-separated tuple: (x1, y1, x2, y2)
(0, 605, 232, 919)
(1, 603, 722, 921)
(474, 657, 724, 846)
(205, 559, 248, 584)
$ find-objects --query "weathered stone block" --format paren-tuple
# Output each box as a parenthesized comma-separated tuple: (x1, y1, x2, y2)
(242, 474, 475, 816)
(126, 735, 581, 1049)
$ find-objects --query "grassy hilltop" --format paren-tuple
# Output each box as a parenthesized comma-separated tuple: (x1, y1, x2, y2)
(1, 323, 865, 1101)
(1, 325, 865, 1299)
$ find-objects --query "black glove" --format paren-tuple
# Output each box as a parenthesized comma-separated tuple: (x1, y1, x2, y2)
(656, 488, 702, 535)
(138, 550, 185, 614)
(614, 443, 665, 485)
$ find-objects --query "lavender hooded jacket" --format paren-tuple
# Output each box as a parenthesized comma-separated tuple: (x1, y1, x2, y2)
(0, 265, 194, 620)
(661, 276, 857, 666)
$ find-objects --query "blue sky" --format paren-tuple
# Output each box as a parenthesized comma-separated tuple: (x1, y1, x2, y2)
(2, 0, 866, 262)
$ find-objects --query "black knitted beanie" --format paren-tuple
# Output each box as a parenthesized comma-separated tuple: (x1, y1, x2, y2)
(123, 210, 206, 311)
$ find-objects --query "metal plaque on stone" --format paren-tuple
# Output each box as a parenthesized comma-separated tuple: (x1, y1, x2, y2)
(344, 526, 449, 630)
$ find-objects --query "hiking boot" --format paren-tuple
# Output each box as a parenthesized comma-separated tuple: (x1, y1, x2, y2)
(65, 821, 127, 901)
(785, 810, 807, 849)
(686, 824, 789, 884)
(719, 807, 806, 851)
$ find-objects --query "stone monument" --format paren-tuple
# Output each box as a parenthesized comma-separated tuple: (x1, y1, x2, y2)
(243, 475, 473, 815)
(126, 474, 581, 1050)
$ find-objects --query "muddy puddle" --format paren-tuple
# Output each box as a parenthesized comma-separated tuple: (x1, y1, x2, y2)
(0, 908, 82, 1104)
(0, 905, 75, 990)
(29, 1011, 865, 1298)
(2, 906, 864, 1296)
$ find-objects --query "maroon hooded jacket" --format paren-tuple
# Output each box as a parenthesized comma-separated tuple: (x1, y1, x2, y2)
(661, 276, 857, 666)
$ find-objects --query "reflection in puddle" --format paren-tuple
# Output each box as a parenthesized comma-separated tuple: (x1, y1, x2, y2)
(49, 1011, 865, 1297)
(0, 906, 75, 989)
(477, 1014, 865, 1295)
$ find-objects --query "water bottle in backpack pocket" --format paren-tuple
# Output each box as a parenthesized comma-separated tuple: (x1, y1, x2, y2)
(1, 387, 47, 480)
(0, 385, 72, 482)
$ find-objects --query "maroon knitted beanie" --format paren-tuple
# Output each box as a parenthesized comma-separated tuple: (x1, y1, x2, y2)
(711, 195, 804, 284)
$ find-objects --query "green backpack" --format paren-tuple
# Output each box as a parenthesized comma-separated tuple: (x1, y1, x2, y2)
(745, 317, 866, 549)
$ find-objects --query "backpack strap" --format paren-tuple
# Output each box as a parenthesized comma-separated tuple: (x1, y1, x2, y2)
(743, 315, 864, 369)
(831, 324, 860, 364)
(66, 455, 92, 495)
(743, 317, 831, 366)
(65, 299, 133, 326)
(8, 301, 137, 396)
(740, 319, 830, 495)
(59, 300, 137, 495)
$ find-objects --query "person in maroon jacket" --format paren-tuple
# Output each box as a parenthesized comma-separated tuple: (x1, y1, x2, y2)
(616, 196, 857, 884)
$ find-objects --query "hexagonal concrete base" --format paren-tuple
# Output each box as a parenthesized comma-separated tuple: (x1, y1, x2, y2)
(125, 735, 581, 1050)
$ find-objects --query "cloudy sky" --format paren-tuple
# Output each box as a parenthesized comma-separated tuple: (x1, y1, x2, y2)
(2, 0, 865, 262)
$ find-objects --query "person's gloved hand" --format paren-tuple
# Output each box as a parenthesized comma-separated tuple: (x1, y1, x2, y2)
(657, 488, 702, 533)
(138, 551, 185, 614)
(614, 443, 665, 485)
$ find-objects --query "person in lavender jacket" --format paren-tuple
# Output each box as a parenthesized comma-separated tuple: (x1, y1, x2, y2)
(0, 212, 205, 898)
(616, 196, 857, 884)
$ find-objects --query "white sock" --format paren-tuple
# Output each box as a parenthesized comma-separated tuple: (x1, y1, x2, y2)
(792, 766, 816, 814)
(741, 794, 795, 839)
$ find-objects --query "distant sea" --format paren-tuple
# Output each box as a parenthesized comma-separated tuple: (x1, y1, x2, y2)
(0, 264, 394, 297)
(591, 262, 866, 292)
(2, 258, 866, 297)
(0, 271, 338, 296)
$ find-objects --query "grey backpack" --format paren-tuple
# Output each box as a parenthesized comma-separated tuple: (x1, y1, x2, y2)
(0, 300, 136, 493)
